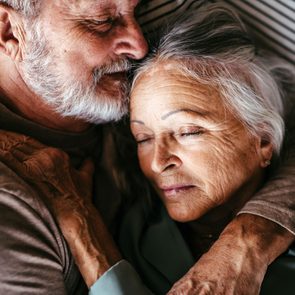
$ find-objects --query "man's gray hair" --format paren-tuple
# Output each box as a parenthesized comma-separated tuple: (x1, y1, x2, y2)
(132, 3, 294, 156)
(0, 0, 40, 16)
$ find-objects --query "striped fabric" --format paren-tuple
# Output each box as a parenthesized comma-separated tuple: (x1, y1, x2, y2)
(137, 0, 207, 29)
(137, 0, 295, 64)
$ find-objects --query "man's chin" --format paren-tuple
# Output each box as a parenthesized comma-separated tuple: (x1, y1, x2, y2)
(65, 104, 127, 125)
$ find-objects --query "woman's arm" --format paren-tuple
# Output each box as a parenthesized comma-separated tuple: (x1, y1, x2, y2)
(0, 130, 153, 295)
(2, 129, 294, 295)
(0, 130, 121, 287)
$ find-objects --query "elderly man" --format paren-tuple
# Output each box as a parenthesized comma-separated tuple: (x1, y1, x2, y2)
(0, 1, 294, 295)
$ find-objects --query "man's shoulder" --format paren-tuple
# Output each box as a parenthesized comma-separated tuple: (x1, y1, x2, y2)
(0, 161, 61, 237)
(0, 161, 86, 294)
(0, 161, 46, 212)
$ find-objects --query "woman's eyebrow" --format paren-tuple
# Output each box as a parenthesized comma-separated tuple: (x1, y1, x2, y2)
(130, 119, 145, 125)
(161, 108, 209, 120)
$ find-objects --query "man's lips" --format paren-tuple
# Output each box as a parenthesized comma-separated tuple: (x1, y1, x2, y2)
(160, 185, 196, 197)
(104, 71, 126, 78)
(99, 71, 127, 84)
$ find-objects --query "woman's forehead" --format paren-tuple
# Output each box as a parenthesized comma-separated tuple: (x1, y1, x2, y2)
(131, 68, 220, 107)
(130, 69, 232, 124)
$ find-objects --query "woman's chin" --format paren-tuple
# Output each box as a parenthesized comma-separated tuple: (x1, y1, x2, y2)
(167, 206, 205, 223)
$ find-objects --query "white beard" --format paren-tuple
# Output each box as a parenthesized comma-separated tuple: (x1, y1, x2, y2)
(21, 20, 130, 124)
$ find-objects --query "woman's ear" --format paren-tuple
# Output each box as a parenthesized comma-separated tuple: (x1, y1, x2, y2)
(0, 5, 25, 61)
(258, 137, 273, 168)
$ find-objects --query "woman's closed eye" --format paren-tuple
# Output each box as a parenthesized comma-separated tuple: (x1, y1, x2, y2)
(176, 126, 205, 143)
(134, 134, 154, 145)
(178, 127, 204, 137)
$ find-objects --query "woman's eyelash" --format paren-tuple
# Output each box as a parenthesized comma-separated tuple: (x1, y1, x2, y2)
(179, 128, 204, 136)
(136, 138, 150, 144)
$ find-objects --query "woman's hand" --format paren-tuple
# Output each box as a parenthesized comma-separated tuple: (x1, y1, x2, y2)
(0, 130, 121, 287)
(0, 130, 94, 238)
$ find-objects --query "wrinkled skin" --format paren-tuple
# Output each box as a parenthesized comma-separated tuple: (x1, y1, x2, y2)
(0, 130, 93, 224)
(0, 130, 293, 294)
(130, 68, 266, 223)
(130, 67, 294, 295)
(167, 211, 294, 295)
(167, 216, 265, 295)
(0, 130, 121, 287)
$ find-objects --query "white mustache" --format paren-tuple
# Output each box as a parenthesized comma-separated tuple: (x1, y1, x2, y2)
(93, 59, 132, 83)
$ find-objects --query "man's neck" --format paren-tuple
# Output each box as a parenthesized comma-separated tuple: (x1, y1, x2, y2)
(0, 57, 91, 133)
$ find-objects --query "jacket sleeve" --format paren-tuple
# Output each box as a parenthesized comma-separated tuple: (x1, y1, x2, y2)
(89, 260, 154, 295)
(239, 128, 295, 235)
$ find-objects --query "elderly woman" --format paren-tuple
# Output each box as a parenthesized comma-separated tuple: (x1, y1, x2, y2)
(0, 4, 294, 295)
(116, 4, 294, 295)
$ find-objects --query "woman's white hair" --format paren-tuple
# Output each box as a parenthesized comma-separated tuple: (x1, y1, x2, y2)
(132, 3, 295, 156)
(0, 0, 41, 16)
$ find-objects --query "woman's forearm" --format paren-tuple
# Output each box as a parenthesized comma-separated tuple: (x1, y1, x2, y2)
(56, 200, 121, 288)
(168, 213, 294, 295)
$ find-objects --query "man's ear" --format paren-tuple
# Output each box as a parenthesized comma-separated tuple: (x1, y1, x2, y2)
(0, 4, 25, 61)
(258, 137, 273, 168)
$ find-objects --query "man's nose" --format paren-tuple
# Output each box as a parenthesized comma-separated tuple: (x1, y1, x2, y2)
(151, 142, 182, 174)
(113, 17, 148, 60)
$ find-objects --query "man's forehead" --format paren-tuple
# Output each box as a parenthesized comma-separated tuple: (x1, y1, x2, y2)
(53, 0, 138, 11)
(53, 0, 113, 10)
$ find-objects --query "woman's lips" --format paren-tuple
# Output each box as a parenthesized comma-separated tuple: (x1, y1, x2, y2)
(160, 185, 196, 198)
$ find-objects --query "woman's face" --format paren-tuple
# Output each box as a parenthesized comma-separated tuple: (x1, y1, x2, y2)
(130, 68, 266, 222)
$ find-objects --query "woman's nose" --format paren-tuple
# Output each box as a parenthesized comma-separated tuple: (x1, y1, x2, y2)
(151, 142, 182, 174)
(113, 17, 148, 60)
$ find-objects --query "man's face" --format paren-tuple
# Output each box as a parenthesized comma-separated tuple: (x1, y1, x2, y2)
(21, 0, 147, 124)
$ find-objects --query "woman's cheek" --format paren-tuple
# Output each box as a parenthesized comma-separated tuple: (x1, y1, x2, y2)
(138, 150, 153, 177)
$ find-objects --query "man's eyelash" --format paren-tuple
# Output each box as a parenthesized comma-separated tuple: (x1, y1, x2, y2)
(91, 18, 114, 26)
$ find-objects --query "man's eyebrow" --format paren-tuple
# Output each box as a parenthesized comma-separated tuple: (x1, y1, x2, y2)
(161, 108, 209, 120)
(130, 119, 145, 125)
